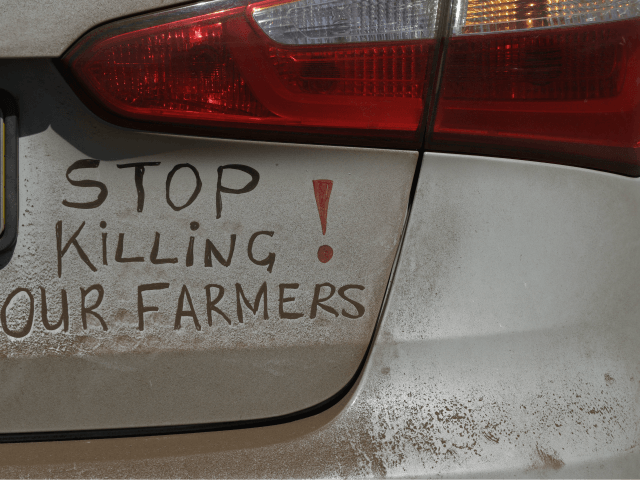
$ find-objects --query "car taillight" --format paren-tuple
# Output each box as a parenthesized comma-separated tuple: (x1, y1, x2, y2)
(62, 0, 439, 149)
(430, 0, 640, 175)
(62, 0, 640, 175)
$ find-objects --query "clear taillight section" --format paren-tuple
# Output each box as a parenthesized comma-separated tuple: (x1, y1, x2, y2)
(63, 0, 439, 149)
(63, 0, 640, 175)
(252, 0, 438, 44)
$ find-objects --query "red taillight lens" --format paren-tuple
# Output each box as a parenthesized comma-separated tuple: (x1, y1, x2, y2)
(73, 10, 272, 119)
(431, 18, 640, 174)
(62, 0, 438, 149)
(430, 0, 640, 175)
(62, 0, 640, 175)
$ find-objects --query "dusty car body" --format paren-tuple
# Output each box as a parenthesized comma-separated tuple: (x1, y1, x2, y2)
(0, 0, 638, 477)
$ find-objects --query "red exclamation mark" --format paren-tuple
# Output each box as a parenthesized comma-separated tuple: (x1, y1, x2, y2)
(313, 179, 333, 263)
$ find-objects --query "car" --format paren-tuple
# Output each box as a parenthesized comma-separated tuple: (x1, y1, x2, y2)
(0, 0, 638, 477)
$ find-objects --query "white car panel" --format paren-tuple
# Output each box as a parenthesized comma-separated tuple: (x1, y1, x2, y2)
(0, 59, 416, 432)
(0, 0, 187, 57)
(0, 154, 636, 476)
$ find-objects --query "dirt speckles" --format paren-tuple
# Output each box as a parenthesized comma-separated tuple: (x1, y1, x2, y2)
(112, 308, 134, 326)
(605, 373, 615, 386)
(334, 334, 640, 478)
(482, 431, 499, 443)
(535, 444, 565, 470)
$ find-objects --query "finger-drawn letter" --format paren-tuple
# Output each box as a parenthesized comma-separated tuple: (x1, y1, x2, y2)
(175, 285, 201, 331)
(62, 159, 108, 209)
(150, 232, 178, 264)
(138, 283, 170, 331)
(40, 287, 69, 332)
(205, 284, 231, 325)
(56, 221, 97, 277)
(166, 164, 202, 211)
(216, 165, 259, 219)
(279, 283, 303, 320)
(236, 282, 268, 323)
(247, 231, 275, 273)
(117, 162, 161, 212)
(338, 285, 366, 319)
(204, 235, 235, 268)
(115, 233, 144, 263)
(80, 284, 107, 331)
(1, 288, 34, 339)
(310, 283, 338, 319)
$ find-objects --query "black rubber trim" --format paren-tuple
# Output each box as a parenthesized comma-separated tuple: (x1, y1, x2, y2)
(0, 89, 18, 268)
(422, 0, 455, 150)
(0, 365, 360, 443)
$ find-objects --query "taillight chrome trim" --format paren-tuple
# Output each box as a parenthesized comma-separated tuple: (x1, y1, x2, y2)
(0, 90, 19, 266)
